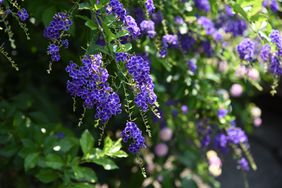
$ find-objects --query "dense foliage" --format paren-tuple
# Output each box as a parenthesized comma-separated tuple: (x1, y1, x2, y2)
(1, 0, 282, 187)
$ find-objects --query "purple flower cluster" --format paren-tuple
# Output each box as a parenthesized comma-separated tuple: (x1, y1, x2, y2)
(107, 0, 127, 21)
(226, 127, 248, 144)
(66, 54, 122, 123)
(145, 0, 155, 14)
(258, 30, 282, 75)
(193, 0, 210, 12)
(201, 40, 213, 56)
(198, 17, 222, 41)
(107, 0, 141, 39)
(121, 122, 145, 153)
(160, 34, 178, 58)
(152, 11, 163, 25)
(179, 34, 195, 53)
(126, 56, 157, 111)
(174, 16, 184, 25)
(218, 109, 228, 118)
(238, 157, 250, 171)
(214, 133, 228, 152)
(116, 52, 128, 62)
(237, 38, 255, 61)
(187, 59, 197, 73)
(44, 12, 72, 62)
(125, 15, 141, 38)
(260, 44, 271, 62)
(270, 30, 282, 56)
(140, 20, 156, 38)
(223, 18, 247, 36)
(263, 0, 279, 12)
(17, 8, 29, 22)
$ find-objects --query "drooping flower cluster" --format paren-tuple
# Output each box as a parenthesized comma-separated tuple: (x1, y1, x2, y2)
(107, 0, 127, 21)
(226, 127, 248, 144)
(140, 20, 156, 38)
(126, 56, 157, 111)
(66, 54, 122, 123)
(263, 0, 279, 12)
(124, 15, 141, 38)
(44, 12, 72, 62)
(178, 34, 195, 53)
(260, 44, 271, 62)
(270, 30, 282, 55)
(193, 0, 210, 12)
(115, 52, 128, 62)
(238, 157, 250, 171)
(121, 122, 145, 153)
(198, 17, 222, 41)
(160, 34, 178, 58)
(107, 0, 141, 39)
(187, 59, 197, 74)
(237, 38, 255, 61)
(259, 30, 282, 75)
(216, 6, 247, 37)
(145, 0, 155, 14)
(17, 8, 29, 22)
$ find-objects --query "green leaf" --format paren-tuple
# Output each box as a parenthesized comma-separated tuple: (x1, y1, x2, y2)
(85, 20, 97, 31)
(103, 137, 127, 158)
(80, 130, 94, 156)
(72, 166, 97, 183)
(24, 152, 39, 171)
(71, 183, 95, 188)
(92, 157, 118, 170)
(44, 154, 64, 170)
(78, 2, 91, 10)
(36, 169, 58, 183)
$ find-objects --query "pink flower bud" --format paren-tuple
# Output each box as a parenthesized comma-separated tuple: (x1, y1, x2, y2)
(155, 143, 168, 157)
(159, 128, 173, 141)
(230, 84, 243, 97)
(253, 117, 262, 127)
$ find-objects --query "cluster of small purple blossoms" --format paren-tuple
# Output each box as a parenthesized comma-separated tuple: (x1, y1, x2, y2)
(140, 20, 156, 38)
(121, 122, 145, 153)
(160, 34, 178, 58)
(263, 0, 279, 12)
(196, 121, 212, 148)
(125, 15, 141, 38)
(226, 127, 248, 144)
(237, 38, 255, 61)
(201, 40, 213, 56)
(260, 44, 271, 62)
(145, 0, 155, 14)
(44, 12, 72, 62)
(107, 0, 141, 39)
(126, 56, 157, 111)
(66, 54, 122, 123)
(115, 52, 128, 62)
(107, 0, 127, 21)
(218, 109, 228, 118)
(187, 59, 197, 74)
(17, 8, 29, 22)
(178, 34, 195, 53)
(270, 30, 282, 55)
(174, 16, 184, 25)
(193, 0, 210, 12)
(214, 133, 228, 153)
(259, 30, 282, 75)
(197, 17, 222, 41)
(217, 6, 247, 36)
(238, 157, 250, 171)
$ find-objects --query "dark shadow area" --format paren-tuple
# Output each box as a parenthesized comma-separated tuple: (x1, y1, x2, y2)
(218, 94, 282, 188)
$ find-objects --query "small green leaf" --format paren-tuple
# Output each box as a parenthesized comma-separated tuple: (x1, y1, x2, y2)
(72, 166, 97, 183)
(79, 2, 91, 10)
(24, 152, 39, 171)
(44, 154, 64, 170)
(36, 169, 58, 183)
(85, 20, 97, 31)
(80, 130, 94, 156)
(92, 157, 118, 170)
